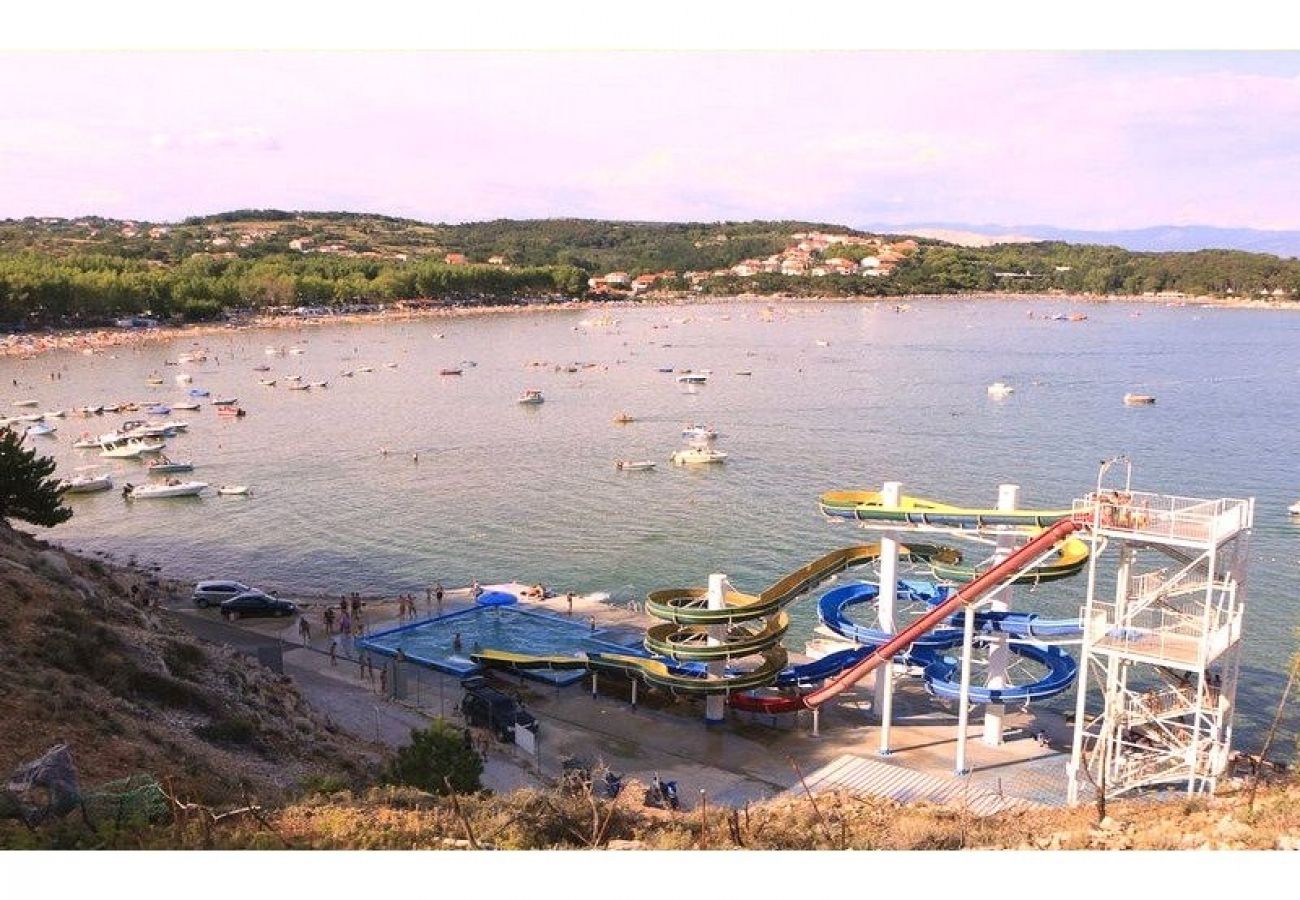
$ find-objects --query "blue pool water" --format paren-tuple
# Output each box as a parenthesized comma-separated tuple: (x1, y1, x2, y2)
(359, 605, 646, 684)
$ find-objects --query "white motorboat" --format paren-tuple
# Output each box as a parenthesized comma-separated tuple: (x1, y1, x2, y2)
(77, 406, 104, 416)
(682, 423, 718, 440)
(287, 382, 311, 391)
(175, 373, 193, 385)
(310, 381, 329, 389)
(100, 437, 166, 458)
(26, 422, 57, 436)
(1289, 500, 1300, 517)
(987, 382, 1015, 397)
(124, 480, 208, 499)
(146, 373, 164, 385)
(384, 362, 398, 369)
(289, 347, 306, 355)
(12, 399, 39, 407)
(670, 446, 728, 465)
(16, 413, 44, 423)
(146, 456, 195, 474)
(676, 373, 708, 384)
(61, 473, 114, 494)
(517, 389, 545, 405)
(44, 409, 67, 418)
(212, 397, 239, 406)
(259, 379, 277, 386)
(357, 366, 374, 373)
(615, 460, 657, 471)
(1124, 393, 1157, 406)
(217, 485, 252, 496)
(172, 402, 200, 411)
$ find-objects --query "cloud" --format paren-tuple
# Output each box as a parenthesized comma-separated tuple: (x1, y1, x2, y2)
(149, 126, 281, 152)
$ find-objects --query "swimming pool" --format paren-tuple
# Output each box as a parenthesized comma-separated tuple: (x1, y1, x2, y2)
(359, 605, 647, 685)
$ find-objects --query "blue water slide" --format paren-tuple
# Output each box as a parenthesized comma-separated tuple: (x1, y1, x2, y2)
(774, 644, 877, 687)
(914, 641, 1078, 703)
(918, 593, 1083, 640)
(818, 582, 964, 648)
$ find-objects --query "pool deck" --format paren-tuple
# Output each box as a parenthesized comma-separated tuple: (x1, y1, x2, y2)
(179, 582, 1079, 809)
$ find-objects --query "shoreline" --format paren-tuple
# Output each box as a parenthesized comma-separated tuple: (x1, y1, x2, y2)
(4, 291, 1299, 362)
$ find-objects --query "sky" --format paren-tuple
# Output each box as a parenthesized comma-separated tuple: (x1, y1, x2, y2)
(2, 49, 1299, 231)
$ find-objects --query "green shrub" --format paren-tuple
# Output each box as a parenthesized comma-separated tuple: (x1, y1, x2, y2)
(162, 640, 207, 680)
(381, 721, 483, 795)
(195, 716, 257, 746)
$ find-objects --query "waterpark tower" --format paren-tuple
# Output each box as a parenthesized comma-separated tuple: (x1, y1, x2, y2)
(1066, 459, 1254, 803)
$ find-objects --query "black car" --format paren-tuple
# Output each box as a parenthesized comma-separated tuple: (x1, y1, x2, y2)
(459, 676, 539, 742)
(219, 590, 297, 620)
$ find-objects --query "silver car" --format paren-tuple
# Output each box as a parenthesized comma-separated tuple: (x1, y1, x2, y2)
(192, 580, 251, 608)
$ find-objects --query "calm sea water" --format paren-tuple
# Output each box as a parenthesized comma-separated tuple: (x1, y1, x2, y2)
(7, 298, 1299, 740)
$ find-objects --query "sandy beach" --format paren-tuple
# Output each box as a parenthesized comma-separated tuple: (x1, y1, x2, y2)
(5, 290, 1298, 363)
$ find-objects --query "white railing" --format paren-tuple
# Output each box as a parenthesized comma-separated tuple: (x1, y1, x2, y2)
(1086, 601, 1230, 665)
(1073, 492, 1251, 545)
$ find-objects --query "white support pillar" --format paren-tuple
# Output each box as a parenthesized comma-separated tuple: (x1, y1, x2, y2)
(876, 481, 902, 755)
(983, 483, 1019, 746)
(955, 604, 977, 775)
(705, 573, 727, 725)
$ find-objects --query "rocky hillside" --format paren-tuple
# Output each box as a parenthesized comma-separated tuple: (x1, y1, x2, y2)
(0, 523, 375, 807)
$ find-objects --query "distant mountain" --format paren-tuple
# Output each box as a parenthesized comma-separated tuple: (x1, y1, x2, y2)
(878, 222, 1300, 259)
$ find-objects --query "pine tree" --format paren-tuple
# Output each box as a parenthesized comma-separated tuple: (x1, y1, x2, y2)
(381, 721, 484, 795)
(0, 428, 72, 527)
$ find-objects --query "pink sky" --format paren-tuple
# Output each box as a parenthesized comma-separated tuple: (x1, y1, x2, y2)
(2, 51, 1298, 230)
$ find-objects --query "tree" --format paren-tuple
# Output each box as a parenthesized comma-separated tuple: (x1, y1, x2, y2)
(0, 428, 72, 527)
(381, 721, 483, 795)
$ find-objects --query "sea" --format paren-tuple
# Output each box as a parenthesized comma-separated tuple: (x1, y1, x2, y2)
(6, 297, 1298, 743)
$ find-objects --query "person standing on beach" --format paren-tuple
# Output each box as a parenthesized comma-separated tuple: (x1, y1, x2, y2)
(324, 606, 335, 635)
(435, 582, 444, 613)
(339, 610, 352, 646)
(298, 615, 311, 645)
(329, 639, 338, 666)
(566, 592, 574, 616)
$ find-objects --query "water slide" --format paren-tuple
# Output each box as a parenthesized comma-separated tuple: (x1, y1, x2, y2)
(819, 490, 1075, 530)
(474, 543, 947, 694)
(728, 516, 1084, 713)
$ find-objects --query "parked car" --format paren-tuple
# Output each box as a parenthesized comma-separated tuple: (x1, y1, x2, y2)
(219, 590, 297, 620)
(193, 580, 251, 608)
(458, 676, 538, 742)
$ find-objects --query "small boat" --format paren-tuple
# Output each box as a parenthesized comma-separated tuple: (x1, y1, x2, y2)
(612, 412, 635, 424)
(440, 368, 463, 376)
(987, 382, 1015, 397)
(287, 382, 311, 391)
(77, 406, 104, 416)
(615, 460, 656, 471)
(16, 413, 44, 423)
(734, 370, 753, 376)
(657, 367, 675, 373)
(146, 405, 171, 416)
(216, 406, 247, 418)
(189, 388, 210, 397)
(44, 409, 67, 418)
(265, 347, 282, 356)
(12, 399, 39, 407)
(670, 446, 728, 465)
(517, 389, 545, 405)
(357, 366, 374, 373)
(310, 381, 329, 389)
(212, 397, 238, 406)
(259, 379, 277, 386)
(145, 374, 164, 385)
(217, 485, 252, 497)
(815, 340, 830, 347)
(289, 348, 306, 356)
(1124, 393, 1157, 406)
(146, 456, 194, 474)
(682, 424, 717, 440)
(100, 438, 166, 458)
(175, 373, 193, 385)
(340, 370, 354, 378)
(26, 422, 57, 436)
(285, 374, 303, 382)
(172, 402, 200, 411)
(384, 362, 398, 369)
(676, 373, 708, 384)
(123, 480, 208, 499)
(72, 434, 100, 449)
(1288, 500, 1300, 517)
(253, 364, 271, 372)
(61, 473, 114, 494)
